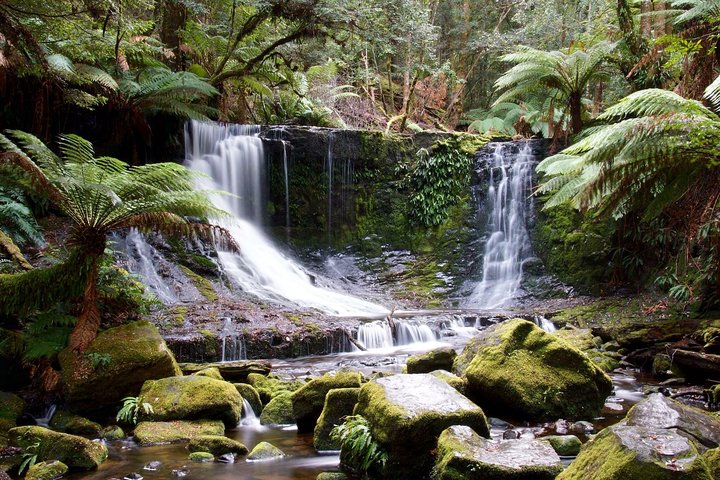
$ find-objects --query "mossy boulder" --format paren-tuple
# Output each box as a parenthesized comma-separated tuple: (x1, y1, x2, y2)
(247, 441, 284, 461)
(133, 420, 224, 445)
(59, 321, 181, 411)
(259, 392, 295, 425)
(313, 388, 360, 451)
(406, 347, 457, 374)
(193, 367, 224, 381)
(428, 370, 467, 394)
(48, 410, 101, 436)
(291, 371, 362, 433)
(553, 327, 619, 373)
(316, 473, 348, 480)
(247, 373, 304, 405)
(543, 435, 582, 456)
(435, 425, 563, 480)
(455, 319, 612, 421)
(99, 425, 124, 441)
(179, 360, 271, 382)
(26, 460, 68, 480)
(0, 392, 24, 444)
(188, 435, 248, 455)
(354, 374, 489, 478)
(138, 375, 242, 426)
(9, 426, 107, 470)
(188, 451, 214, 462)
(234, 383, 262, 417)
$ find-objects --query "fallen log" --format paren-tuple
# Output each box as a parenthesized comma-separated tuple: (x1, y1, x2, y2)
(668, 348, 720, 380)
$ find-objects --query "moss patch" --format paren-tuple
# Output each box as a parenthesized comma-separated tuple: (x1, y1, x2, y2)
(291, 371, 362, 433)
(178, 265, 218, 301)
(260, 392, 295, 425)
(48, 410, 101, 436)
(188, 435, 248, 455)
(26, 460, 69, 480)
(313, 388, 360, 451)
(9, 426, 108, 470)
(247, 373, 305, 405)
(247, 441, 284, 460)
(234, 383, 262, 417)
(406, 347, 457, 374)
(134, 420, 224, 445)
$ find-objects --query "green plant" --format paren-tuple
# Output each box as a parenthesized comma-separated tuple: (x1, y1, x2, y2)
(18, 441, 40, 475)
(86, 352, 111, 370)
(116, 396, 154, 425)
(331, 415, 387, 474)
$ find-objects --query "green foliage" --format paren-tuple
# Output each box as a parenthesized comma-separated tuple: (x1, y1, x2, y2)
(0, 183, 43, 247)
(116, 396, 154, 426)
(331, 415, 387, 474)
(85, 352, 111, 370)
(18, 441, 40, 475)
(98, 250, 159, 317)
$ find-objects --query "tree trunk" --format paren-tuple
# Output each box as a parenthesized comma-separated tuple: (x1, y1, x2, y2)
(68, 254, 101, 352)
(569, 93, 583, 134)
(160, 0, 188, 70)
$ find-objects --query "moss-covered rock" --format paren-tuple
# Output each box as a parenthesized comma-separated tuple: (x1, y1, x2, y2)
(406, 347, 457, 374)
(188, 435, 248, 455)
(188, 451, 214, 462)
(138, 375, 242, 425)
(553, 328, 619, 373)
(313, 388, 360, 451)
(247, 373, 305, 405)
(0, 392, 24, 444)
(99, 425, 125, 441)
(133, 420, 224, 445)
(315, 473, 348, 480)
(354, 374, 489, 477)
(59, 321, 181, 411)
(247, 441, 284, 461)
(291, 371, 362, 433)
(48, 410, 101, 436)
(9, 426, 107, 470)
(179, 361, 271, 382)
(25, 460, 68, 480)
(543, 435, 582, 456)
(234, 383, 262, 417)
(259, 392, 295, 425)
(193, 367, 224, 381)
(651, 354, 683, 379)
(428, 370, 467, 394)
(455, 319, 612, 421)
(434, 425, 563, 480)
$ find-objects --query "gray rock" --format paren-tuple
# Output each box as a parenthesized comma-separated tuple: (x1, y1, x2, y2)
(217, 453, 235, 464)
(143, 461, 161, 471)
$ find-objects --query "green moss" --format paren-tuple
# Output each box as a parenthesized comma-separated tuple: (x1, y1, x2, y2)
(247, 441, 285, 460)
(179, 265, 218, 302)
(455, 319, 613, 421)
(193, 367, 224, 381)
(259, 392, 295, 425)
(291, 371, 362, 433)
(316, 473, 348, 480)
(428, 370, 467, 394)
(188, 451, 215, 462)
(406, 347, 457, 374)
(554, 328, 619, 373)
(188, 435, 248, 455)
(247, 373, 305, 405)
(100, 425, 125, 441)
(134, 420, 224, 445)
(138, 375, 242, 425)
(170, 306, 188, 327)
(48, 410, 101, 436)
(199, 329, 219, 357)
(313, 388, 360, 451)
(543, 435, 582, 456)
(26, 460, 69, 480)
(9, 426, 108, 470)
(234, 383, 262, 417)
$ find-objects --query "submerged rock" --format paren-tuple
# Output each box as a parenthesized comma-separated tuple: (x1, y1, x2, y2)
(406, 347, 457, 374)
(59, 321, 181, 411)
(234, 383, 262, 417)
(247, 441, 284, 461)
(25, 460, 68, 480)
(291, 371, 362, 433)
(188, 451, 214, 462)
(314, 388, 360, 451)
(133, 420, 224, 445)
(188, 435, 248, 455)
(354, 373, 489, 477)
(259, 392, 295, 425)
(48, 410, 102, 436)
(9, 426, 107, 470)
(435, 425, 563, 480)
(455, 319, 612, 421)
(138, 375, 242, 425)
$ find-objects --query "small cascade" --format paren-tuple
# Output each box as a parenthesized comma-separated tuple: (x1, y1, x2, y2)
(240, 399, 260, 427)
(185, 120, 387, 317)
(326, 132, 334, 235)
(34, 404, 56, 427)
(220, 318, 246, 362)
(120, 229, 179, 304)
(467, 142, 537, 309)
(444, 316, 479, 337)
(281, 139, 290, 234)
(395, 321, 436, 345)
(356, 321, 393, 349)
(534, 315, 557, 333)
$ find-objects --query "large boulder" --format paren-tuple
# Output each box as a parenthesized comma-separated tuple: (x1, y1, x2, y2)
(314, 388, 360, 451)
(9, 426, 107, 470)
(259, 392, 295, 425)
(235, 383, 262, 418)
(559, 394, 720, 479)
(59, 321, 181, 411)
(291, 371, 362, 433)
(435, 425, 563, 480)
(133, 420, 224, 445)
(247, 373, 304, 405)
(138, 375, 242, 426)
(406, 347, 456, 374)
(48, 410, 102, 436)
(454, 319, 612, 421)
(179, 360, 271, 381)
(353, 374, 489, 478)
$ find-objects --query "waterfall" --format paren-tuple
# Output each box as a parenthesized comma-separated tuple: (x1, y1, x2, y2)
(34, 404, 56, 427)
(119, 229, 179, 305)
(467, 142, 536, 309)
(396, 321, 436, 345)
(356, 321, 393, 349)
(184, 121, 387, 317)
(240, 399, 260, 427)
(355, 320, 436, 350)
(281, 140, 290, 234)
(326, 132, 334, 235)
(534, 315, 557, 333)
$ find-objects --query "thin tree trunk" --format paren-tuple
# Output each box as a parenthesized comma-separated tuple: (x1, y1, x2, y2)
(69, 254, 101, 352)
(0, 230, 33, 270)
(570, 93, 583, 134)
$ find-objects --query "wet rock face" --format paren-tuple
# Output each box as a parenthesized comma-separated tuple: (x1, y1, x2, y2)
(354, 373, 489, 478)
(435, 425, 563, 480)
(454, 319, 612, 421)
(559, 394, 720, 480)
(406, 346, 457, 374)
(138, 375, 242, 426)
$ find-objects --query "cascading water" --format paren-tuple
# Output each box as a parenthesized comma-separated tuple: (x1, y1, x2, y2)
(355, 320, 437, 350)
(118, 229, 180, 304)
(467, 142, 537, 309)
(184, 121, 388, 316)
(396, 321, 436, 344)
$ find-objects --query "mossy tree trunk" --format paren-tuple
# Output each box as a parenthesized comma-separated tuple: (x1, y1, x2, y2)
(68, 250, 102, 352)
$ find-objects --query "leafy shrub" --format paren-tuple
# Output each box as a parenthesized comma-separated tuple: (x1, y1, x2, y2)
(116, 396, 154, 425)
(331, 415, 387, 474)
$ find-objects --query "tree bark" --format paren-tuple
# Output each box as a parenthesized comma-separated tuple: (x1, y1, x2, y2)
(68, 254, 101, 352)
(569, 92, 583, 134)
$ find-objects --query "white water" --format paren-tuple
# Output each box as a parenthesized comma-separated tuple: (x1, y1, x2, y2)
(184, 121, 388, 317)
(467, 142, 536, 309)
(240, 399, 261, 427)
(119, 229, 179, 304)
(534, 315, 557, 333)
(34, 404, 56, 427)
(355, 319, 437, 350)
